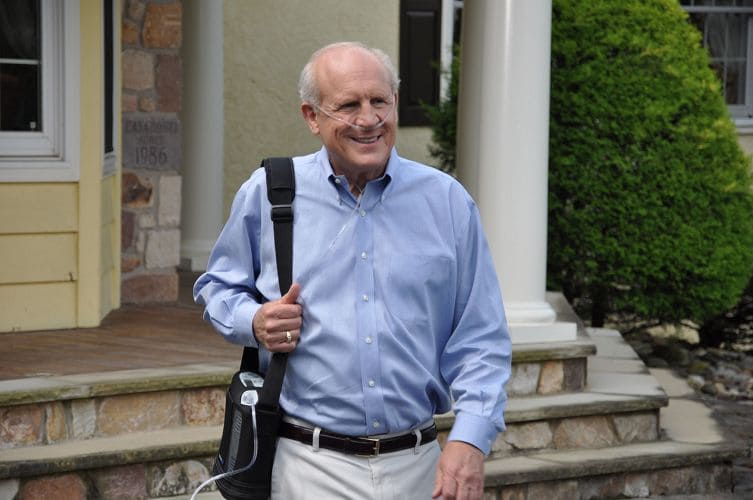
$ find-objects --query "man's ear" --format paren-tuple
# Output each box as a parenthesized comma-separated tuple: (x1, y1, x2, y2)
(301, 103, 320, 135)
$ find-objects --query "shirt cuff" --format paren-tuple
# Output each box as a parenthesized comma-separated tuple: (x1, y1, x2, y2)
(447, 411, 503, 456)
(232, 300, 262, 347)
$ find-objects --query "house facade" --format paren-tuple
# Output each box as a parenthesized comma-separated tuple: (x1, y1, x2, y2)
(2, 0, 753, 334)
(0, 0, 121, 332)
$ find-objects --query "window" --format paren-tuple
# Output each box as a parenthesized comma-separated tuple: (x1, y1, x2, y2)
(0, 0, 79, 181)
(399, 0, 443, 126)
(681, 0, 753, 121)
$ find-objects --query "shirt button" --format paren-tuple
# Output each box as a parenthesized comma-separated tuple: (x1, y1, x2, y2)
(365, 336, 373, 344)
(359, 209, 366, 217)
(335, 178, 342, 184)
(361, 251, 367, 260)
(362, 294, 369, 302)
(368, 379, 376, 387)
(372, 420, 381, 429)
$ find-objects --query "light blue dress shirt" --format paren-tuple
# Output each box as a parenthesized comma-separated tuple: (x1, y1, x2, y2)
(194, 147, 512, 454)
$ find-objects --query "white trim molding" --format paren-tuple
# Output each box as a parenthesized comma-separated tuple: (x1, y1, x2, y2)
(0, 0, 80, 182)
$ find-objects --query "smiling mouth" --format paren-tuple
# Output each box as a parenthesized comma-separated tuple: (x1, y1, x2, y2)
(352, 135, 380, 144)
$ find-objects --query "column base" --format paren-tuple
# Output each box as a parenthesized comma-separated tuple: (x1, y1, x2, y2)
(179, 239, 214, 272)
(509, 321, 577, 344)
(505, 300, 578, 344)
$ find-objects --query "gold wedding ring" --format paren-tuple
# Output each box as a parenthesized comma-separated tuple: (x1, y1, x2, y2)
(285, 331, 292, 343)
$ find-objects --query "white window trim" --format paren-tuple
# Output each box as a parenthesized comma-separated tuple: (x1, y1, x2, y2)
(0, 0, 80, 182)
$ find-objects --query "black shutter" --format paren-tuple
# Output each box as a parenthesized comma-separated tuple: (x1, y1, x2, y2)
(399, 0, 442, 126)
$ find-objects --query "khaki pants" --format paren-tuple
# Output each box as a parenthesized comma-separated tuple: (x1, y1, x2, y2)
(271, 436, 441, 499)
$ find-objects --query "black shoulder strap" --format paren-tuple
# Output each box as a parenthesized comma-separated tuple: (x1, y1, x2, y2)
(240, 157, 295, 409)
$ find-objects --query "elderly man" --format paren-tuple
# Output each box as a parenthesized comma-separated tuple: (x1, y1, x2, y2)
(194, 41, 511, 500)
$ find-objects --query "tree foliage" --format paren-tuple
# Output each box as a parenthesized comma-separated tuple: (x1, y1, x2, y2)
(548, 0, 753, 328)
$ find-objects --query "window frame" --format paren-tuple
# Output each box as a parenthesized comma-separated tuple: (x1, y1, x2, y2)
(681, 2, 753, 129)
(0, 0, 80, 182)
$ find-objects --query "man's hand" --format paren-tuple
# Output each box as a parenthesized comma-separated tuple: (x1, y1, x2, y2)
(432, 441, 485, 500)
(252, 283, 302, 352)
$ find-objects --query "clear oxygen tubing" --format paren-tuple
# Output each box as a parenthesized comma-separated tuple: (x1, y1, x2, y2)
(313, 99, 395, 132)
(189, 404, 259, 500)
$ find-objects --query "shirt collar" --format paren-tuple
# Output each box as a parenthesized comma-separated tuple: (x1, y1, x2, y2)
(315, 146, 397, 199)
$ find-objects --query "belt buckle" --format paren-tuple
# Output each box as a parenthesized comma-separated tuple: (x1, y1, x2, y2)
(355, 437, 381, 457)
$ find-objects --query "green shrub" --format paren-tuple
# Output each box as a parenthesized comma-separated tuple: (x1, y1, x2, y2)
(425, 0, 753, 335)
(548, 0, 753, 328)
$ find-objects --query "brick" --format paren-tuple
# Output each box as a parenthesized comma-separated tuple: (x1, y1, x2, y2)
(92, 464, 147, 499)
(612, 412, 658, 444)
(122, 49, 155, 91)
(506, 363, 540, 396)
(121, 272, 179, 303)
(0, 405, 43, 449)
(138, 96, 156, 113)
(499, 485, 526, 500)
(182, 388, 225, 426)
(121, 255, 142, 273)
(552, 415, 618, 449)
(563, 358, 587, 392)
(45, 402, 67, 443)
(70, 399, 96, 440)
(122, 172, 154, 207)
(127, 0, 146, 21)
(527, 479, 579, 500)
(143, 3, 182, 49)
(145, 229, 181, 269)
(623, 473, 650, 498)
(139, 213, 156, 229)
(538, 360, 564, 395)
(97, 392, 180, 436)
(147, 460, 209, 497)
(122, 94, 138, 113)
(158, 175, 182, 227)
(156, 54, 182, 112)
(122, 19, 139, 45)
(122, 211, 136, 249)
(500, 421, 552, 452)
(579, 474, 626, 500)
(20, 474, 88, 500)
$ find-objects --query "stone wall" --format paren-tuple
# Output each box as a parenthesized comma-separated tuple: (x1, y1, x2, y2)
(120, 0, 183, 303)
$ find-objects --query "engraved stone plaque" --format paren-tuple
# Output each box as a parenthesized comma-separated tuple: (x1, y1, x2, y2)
(122, 116, 182, 170)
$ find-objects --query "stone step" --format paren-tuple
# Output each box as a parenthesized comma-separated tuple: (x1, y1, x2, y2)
(0, 424, 744, 499)
(0, 337, 596, 451)
(483, 439, 746, 499)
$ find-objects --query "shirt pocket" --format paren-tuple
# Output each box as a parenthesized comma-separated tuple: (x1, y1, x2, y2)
(383, 254, 453, 328)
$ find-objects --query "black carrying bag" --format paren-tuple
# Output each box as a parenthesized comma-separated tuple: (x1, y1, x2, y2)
(212, 157, 296, 500)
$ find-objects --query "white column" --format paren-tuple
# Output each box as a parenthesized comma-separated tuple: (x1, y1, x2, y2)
(456, 0, 575, 344)
(180, 0, 224, 272)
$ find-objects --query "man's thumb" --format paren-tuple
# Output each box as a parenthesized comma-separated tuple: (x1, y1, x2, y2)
(280, 283, 301, 304)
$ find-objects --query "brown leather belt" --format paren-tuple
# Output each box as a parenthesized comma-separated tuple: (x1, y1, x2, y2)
(278, 422, 437, 457)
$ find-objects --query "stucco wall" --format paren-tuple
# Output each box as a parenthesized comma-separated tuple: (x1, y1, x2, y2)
(223, 0, 435, 214)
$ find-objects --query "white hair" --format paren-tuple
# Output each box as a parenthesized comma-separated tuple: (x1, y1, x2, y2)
(298, 42, 400, 106)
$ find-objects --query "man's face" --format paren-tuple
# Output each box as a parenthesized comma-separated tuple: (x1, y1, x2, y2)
(302, 48, 398, 180)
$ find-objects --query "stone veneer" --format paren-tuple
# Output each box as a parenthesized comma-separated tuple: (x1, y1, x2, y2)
(121, 0, 184, 303)
(0, 388, 224, 450)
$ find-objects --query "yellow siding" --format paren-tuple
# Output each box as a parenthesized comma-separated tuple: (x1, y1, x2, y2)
(0, 184, 78, 234)
(0, 282, 76, 332)
(0, 233, 77, 284)
(0, 0, 121, 332)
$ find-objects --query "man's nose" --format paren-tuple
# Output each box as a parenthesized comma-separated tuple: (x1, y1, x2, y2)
(352, 104, 381, 127)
